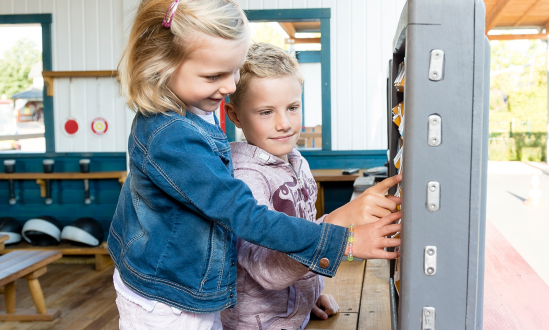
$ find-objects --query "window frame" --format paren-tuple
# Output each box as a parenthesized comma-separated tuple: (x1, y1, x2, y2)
(226, 9, 332, 150)
(0, 14, 54, 153)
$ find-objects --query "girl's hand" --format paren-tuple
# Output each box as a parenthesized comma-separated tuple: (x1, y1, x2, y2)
(351, 211, 402, 260)
(324, 175, 402, 228)
(312, 294, 339, 320)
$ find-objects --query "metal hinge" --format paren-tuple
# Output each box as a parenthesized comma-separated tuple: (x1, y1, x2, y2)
(429, 50, 444, 81)
(428, 115, 442, 147)
(426, 181, 440, 212)
(422, 307, 436, 330)
(424, 246, 437, 275)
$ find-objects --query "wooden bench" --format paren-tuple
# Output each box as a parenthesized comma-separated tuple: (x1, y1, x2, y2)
(0, 241, 112, 271)
(0, 234, 8, 251)
(0, 250, 62, 321)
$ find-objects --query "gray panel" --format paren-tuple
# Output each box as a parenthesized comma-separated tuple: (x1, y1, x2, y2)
(465, 1, 489, 328)
(393, 0, 486, 329)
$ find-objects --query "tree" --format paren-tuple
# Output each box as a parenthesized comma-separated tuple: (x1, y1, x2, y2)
(0, 39, 41, 98)
(489, 39, 547, 133)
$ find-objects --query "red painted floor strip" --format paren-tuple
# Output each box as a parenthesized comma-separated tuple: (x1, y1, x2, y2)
(483, 221, 548, 330)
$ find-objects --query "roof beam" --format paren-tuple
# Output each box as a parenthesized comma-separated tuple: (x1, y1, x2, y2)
(285, 37, 321, 44)
(513, 0, 543, 26)
(278, 22, 296, 38)
(488, 33, 549, 40)
(486, 0, 515, 33)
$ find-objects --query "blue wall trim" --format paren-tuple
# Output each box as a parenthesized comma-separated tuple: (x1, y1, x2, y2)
(320, 17, 331, 150)
(300, 149, 387, 169)
(296, 51, 321, 63)
(41, 20, 54, 152)
(244, 8, 330, 20)
(0, 153, 126, 173)
(0, 14, 51, 23)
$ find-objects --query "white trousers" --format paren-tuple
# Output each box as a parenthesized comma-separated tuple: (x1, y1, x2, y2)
(116, 292, 223, 330)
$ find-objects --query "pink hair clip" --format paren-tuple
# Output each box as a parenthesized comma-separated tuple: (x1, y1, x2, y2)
(162, 0, 180, 28)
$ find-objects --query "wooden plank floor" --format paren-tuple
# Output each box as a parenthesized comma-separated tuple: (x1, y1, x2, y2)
(0, 260, 389, 330)
(0, 263, 118, 330)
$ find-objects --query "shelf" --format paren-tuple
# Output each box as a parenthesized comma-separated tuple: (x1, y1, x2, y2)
(0, 241, 109, 256)
(41, 70, 118, 96)
(41, 70, 117, 77)
(0, 171, 126, 181)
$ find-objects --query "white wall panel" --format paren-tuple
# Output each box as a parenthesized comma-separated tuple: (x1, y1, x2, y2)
(84, 0, 100, 70)
(350, 0, 366, 150)
(53, 77, 124, 152)
(0, 1, 12, 14)
(263, 0, 277, 10)
(70, 0, 85, 70)
(335, 0, 352, 149)
(13, 0, 26, 14)
(292, 0, 307, 9)
(308, 1, 322, 8)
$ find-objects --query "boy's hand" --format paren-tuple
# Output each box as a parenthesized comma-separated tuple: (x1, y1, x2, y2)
(312, 294, 339, 320)
(324, 174, 402, 228)
(351, 211, 401, 260)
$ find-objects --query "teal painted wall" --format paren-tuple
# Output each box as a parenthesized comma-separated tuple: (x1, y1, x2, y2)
(0, 154, 126, 239)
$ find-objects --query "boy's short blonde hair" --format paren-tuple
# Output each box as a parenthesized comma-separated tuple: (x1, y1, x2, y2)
(119, 0, 249, 115)
(230, 42, 303, 109)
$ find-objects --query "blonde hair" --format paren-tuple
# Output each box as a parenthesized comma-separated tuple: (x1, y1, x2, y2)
(119, 0, 249, 115)
(230, 42, 303, 109)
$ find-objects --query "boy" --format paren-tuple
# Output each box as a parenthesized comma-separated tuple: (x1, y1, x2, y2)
(220, 43, 339, 330)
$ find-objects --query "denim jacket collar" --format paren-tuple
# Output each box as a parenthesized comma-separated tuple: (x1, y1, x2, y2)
(164, 109, 227, 140)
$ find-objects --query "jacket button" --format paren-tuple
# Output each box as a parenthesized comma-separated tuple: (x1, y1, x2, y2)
(319, 258, 330, 269)
(232, 261, 235, 266)
(230, 294, 233, 298)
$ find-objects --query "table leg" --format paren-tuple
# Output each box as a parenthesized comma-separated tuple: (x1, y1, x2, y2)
(316, 181, 325, 219)
(4, 282, 16, 314)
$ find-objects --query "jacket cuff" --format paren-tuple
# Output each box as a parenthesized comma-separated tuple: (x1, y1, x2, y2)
(307, 223, 349, 277)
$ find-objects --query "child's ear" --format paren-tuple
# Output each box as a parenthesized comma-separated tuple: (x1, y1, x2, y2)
(225, 103, 243, 129)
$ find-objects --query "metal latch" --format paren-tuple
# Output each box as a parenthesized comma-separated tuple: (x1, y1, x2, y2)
(424, 246, 437, 275)
(429, 50, 444, 81)
(426, 181, 440, 212)
(428, 115, 442, 147)
(422, 307, 436, 330)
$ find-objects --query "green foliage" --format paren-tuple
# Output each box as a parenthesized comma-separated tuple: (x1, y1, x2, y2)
(489, 39, 548, 160)
(489, 132, 546, 162)
(0, 39, 41, 98)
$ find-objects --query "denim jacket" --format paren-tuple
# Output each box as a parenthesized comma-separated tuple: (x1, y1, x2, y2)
(107, 110, 349, 314)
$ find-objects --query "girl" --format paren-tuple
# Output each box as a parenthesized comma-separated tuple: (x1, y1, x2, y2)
(108, 1, 402, 329)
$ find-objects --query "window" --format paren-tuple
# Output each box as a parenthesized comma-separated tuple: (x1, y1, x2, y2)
(224, 9, 332, 150)
(0, 14, 52, 154)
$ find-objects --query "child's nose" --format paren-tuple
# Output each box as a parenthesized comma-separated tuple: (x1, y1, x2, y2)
(275, 113, 292, 131)
(219, 76, 237, 95)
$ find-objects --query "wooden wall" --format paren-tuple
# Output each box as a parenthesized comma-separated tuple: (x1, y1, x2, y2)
(0, 0, 131, 153)
(0, 0, 407, 152)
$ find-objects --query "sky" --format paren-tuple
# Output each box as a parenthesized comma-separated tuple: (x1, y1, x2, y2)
(0, 24, 42, 59)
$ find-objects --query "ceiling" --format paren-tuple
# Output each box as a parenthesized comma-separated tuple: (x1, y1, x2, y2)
(485, 0, 549, 40)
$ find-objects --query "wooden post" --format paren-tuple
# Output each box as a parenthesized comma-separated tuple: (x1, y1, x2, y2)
(4, 282, 16, 314)
(26, 267, 48, 314)
(546, 41, 549, 163)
